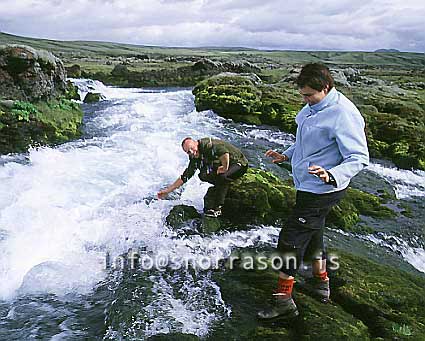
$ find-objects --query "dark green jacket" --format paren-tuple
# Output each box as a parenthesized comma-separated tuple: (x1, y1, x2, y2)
(180, 137, 248, 183)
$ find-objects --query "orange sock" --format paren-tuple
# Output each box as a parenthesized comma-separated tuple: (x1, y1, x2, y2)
(275, 277, 294, 298)
(315, 271, 329, 281)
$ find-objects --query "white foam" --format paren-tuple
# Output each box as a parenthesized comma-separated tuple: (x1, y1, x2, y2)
(361, 233, 425, 273)
(244, 128, 294, 146)
(367, 163, 425, 199)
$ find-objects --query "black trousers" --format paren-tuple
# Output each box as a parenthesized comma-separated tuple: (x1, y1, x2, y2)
(199, 164, 247, 210)
(277, 189, 346, 276)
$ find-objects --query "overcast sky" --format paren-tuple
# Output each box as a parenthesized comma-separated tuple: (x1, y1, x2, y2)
(0, 0, 424, 52)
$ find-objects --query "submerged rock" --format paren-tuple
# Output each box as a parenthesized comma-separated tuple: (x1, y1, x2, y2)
(166, 205, 201, 228)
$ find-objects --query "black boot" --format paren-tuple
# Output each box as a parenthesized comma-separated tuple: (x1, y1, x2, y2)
(300, 277, 330, 303)
(257, 294, 299, 320)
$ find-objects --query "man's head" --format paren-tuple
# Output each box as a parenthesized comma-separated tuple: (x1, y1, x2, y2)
(181, 137, 200, 158)
(296, 63, 334, 105)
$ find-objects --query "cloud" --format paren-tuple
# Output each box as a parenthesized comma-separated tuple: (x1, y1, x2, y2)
(0, 0, 423, 52)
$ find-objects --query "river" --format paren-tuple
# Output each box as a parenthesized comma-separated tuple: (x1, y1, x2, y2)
(0, 81, 424, 339)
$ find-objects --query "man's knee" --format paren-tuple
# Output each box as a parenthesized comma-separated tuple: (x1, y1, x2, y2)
(199, 171, 215, 184)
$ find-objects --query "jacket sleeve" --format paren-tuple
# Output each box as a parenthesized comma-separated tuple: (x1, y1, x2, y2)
(328, 110, 369, 186)
(282, 142, 296, 160)
(180, 158, 197, 183)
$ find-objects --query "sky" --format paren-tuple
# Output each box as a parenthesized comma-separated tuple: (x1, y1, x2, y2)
(0, 0, 424, 52)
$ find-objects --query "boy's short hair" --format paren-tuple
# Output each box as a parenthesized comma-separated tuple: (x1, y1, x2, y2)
(296, 63, 334, 91)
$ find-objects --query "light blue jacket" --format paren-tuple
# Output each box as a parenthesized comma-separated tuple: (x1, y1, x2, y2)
(282, 87, 369, 194)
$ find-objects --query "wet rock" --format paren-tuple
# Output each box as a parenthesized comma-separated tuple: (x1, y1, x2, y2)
(148, 333, 199, 340)
(166, 205, 201, 228)
(83, 92, 103, 103)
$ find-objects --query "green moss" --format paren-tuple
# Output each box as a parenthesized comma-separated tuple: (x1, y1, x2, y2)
(193, 75, 262, 116)
(331, 249, 425, 339)
(10, 101, 40, 122)
(210, 248, 370, 339)
(0, 98, 83, 153)
(355, 86, 425, 170)
(192, 74, 302, 131)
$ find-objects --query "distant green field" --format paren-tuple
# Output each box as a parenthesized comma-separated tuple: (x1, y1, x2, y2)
(1, 32, 424, 68)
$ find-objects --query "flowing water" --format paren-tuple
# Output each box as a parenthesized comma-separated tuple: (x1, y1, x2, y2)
(0, 80, 424, 339)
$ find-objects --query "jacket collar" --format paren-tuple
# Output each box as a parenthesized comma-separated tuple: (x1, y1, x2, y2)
(309, 87, 338, 114)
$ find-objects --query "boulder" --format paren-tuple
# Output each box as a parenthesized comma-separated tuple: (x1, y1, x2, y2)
(166, 205, 201, 228)
(192, 73, 301, 134)
(0, 44, 67, 101)
(83, 92, 103, 103)
(331, 69, 351, 88)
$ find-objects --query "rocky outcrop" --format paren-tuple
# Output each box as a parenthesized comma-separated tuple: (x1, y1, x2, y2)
(0, 44, 67, 101)
(208, 247, 425, 339)
(193, 73, 302, 132)
(81, 58, 261, 88)
(0, 45, 83, 154)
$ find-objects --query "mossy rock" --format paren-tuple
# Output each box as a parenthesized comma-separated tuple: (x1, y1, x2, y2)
(64, 80, 80, 101)
(193, 74, 263, 116)
(166, 204, 201, 228)
(192, 74, 302, 132)
(330, 249, 425, 339)
(209, 247, 425, 339)
(0, 98, 83, 154)
(224, 168, 296, 224)
(166, 168, 396, 233)
(83, 92, 103, 103)
(327, 187, 396, 232)
(354, 86, 425, 170)
(209, 248, 369, 339)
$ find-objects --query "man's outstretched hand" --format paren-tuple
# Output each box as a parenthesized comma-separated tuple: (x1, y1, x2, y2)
(157, 189, 169, 199)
